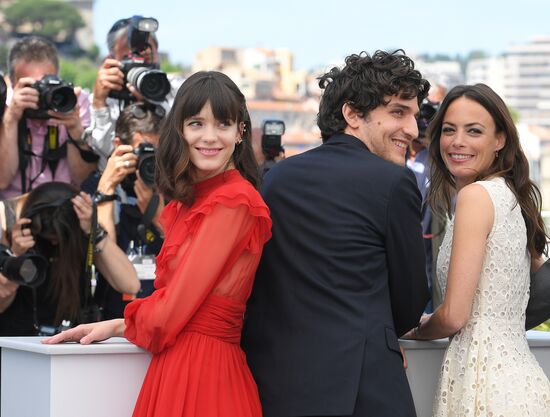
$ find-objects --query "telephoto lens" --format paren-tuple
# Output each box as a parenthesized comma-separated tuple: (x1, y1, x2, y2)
(127, 66, 171, 103)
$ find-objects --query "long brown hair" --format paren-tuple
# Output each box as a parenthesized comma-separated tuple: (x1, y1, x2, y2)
(428, 83, 548, 258)
(156, 71, 259, 205)
(20, 182, 86, 324)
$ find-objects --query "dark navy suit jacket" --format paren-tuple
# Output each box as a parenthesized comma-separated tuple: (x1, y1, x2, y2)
(242, 133, 430, 417)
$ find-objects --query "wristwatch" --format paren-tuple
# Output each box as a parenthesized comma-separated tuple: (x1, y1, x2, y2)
(93, 191, 118, 204)
(68, 129, 89, 147)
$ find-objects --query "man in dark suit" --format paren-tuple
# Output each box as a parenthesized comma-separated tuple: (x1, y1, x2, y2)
(242, 50, 431, 417)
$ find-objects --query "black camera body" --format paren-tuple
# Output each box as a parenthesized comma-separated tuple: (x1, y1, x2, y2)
(121, 142, 156, 196)
(417, 101, 438, 137)
(24, 74, 77, 120)
(109, 57, 170, 104)
(261, 120, 285, 161)
(134, 141, 156, 186)
(0, 244, 48, 288)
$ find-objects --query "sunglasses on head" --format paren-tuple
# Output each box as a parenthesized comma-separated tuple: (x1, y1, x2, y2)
(128, 103, 166, 119)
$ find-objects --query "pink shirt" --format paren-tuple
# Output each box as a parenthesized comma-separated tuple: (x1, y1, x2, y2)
(0, 91, 91, 199)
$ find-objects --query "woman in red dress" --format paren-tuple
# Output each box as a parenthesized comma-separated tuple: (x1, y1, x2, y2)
(43, 71, 272, 417)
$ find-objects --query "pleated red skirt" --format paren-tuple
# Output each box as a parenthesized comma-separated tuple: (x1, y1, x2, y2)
(131, 296, 262, 417)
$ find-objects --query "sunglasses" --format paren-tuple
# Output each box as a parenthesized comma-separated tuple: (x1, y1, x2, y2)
(128, 103, 166, 119)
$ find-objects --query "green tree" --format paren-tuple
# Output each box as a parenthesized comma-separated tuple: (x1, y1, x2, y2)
(160, 59, 183, 74)
(59, 58, 97, 91)
(508, 106, 520, 124)
(4, 0, 84, 44)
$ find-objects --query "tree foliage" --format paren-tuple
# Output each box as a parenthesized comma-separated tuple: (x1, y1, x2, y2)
(59, 58, 97, 91)
(4, 0, 84, 43)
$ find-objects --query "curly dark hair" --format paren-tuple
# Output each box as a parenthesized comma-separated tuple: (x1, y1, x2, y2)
(428, 83, 548, 258)
(317, 50, 430, 141)
(156, 71, 259, 205)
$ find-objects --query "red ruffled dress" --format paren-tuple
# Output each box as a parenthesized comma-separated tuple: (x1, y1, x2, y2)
(124, 170, 271, 417)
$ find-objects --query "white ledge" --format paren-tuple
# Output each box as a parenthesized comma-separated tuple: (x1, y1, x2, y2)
(0, 336, 145, 355)
(399, 329, 550, 349)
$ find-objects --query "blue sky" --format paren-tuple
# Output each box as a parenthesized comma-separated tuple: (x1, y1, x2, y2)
(93, 0, 550, 70)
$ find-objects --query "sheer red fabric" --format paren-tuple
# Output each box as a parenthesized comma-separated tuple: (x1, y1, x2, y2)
(124, 170, 271, 417)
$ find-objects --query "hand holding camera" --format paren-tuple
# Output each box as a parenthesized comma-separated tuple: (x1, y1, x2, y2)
(5, 77, 40, 123)
(98, 144, 138, 194)
(92, 58, 125, 108)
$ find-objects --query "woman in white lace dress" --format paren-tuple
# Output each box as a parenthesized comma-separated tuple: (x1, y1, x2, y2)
(403, 83, 550, 416)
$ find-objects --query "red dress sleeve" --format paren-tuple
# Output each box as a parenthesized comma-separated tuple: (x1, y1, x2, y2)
(124, 202, 264, 354)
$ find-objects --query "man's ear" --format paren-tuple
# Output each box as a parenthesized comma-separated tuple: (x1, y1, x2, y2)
(342, 102, 361, 129)
(114, 136, 121, 147)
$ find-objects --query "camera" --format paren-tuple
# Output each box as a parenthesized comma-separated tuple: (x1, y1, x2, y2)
(109, 58, 170, 104)
(24, 74, 77, 120)
(134, 141, 156, 186)
(121, 142, 156, 196)
(108, 16, 170, 104)
(261, 120, 285, 161)
(0, 244, 48, 288)
(417, 101, 438, 137)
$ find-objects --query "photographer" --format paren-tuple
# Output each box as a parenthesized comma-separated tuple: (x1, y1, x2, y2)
(0, 36, 97, 199)
(0, 182, 139, 336)
(84, 102, 164, 319)
(259, 120, 285, 177)
(88, 16, 179, 169)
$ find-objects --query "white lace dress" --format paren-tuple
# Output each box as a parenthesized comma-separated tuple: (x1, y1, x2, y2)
(433, 177, 550, 417)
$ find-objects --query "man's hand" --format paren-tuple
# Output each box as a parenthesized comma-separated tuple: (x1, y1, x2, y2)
(97, 144, 137, 194)
(92, 58, 124, 109)
(48, 86, 83, 140)
(5, 77, 39, 123)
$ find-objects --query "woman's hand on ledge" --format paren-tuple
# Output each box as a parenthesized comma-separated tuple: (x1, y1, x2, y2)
(41, 319, 126, 345)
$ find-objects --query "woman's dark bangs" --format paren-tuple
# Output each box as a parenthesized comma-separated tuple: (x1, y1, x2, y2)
(209, 79, 240, 123)
(180, 85, 209, 121)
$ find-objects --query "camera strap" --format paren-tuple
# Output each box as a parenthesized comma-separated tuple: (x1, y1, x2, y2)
(137, 193, 160, 245)
(44, 126, 65, 179)
(17, 121, 67, 193)
(67, 136, 100, 163)
(17, 118, 31, 193)
(85, 200, 98, 301)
